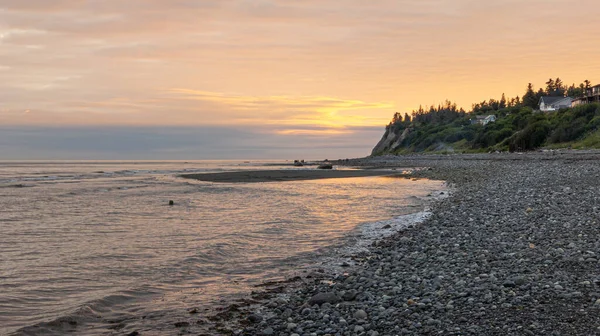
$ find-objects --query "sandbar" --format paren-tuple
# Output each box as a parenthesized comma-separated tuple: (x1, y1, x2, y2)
(180, 169, 401, 183)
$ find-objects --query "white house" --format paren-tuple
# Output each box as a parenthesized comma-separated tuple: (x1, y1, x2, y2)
(539, 96, 573, 112)
(471, 115, 496, 126)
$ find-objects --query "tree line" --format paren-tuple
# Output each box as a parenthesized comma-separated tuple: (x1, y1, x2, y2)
(377, 78, 599, 154)
(388, 78, 594, 127)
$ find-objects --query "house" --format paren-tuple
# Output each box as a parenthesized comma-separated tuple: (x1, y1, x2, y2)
(538, 96, 573, 112)
(571, 97, 586, 107)
(575, 84, 600, 105)
(471, 115, 496, 126)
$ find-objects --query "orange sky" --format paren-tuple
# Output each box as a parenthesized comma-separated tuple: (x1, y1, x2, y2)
(1, 0, 599, 139)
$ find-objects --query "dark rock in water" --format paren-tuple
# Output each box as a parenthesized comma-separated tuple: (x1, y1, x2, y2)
(174, 321, 190, 328)
(247, 314, 263, 323)
(127, 332, 140, 336)
(317, 164, 333, 169)
(169, 200, 174, 206)
(342, 290, 358, 301)
(308, 292, 341, 306)
(293, 160, 304, 167)
(382, 224, 392, 229)
(188, 308, 198, 314)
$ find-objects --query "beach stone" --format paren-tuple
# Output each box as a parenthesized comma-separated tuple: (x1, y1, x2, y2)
(308, 292, 341, 306)
(262, 327, 274, 335)
(354, 309, 368, 320)
(342, 290, 358, 301)
(217, 154, 600, 336)
(247, 314, 263, 323)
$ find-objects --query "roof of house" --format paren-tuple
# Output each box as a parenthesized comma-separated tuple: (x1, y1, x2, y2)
(539, 96, 565, 105)
(539, 96, 573, 106)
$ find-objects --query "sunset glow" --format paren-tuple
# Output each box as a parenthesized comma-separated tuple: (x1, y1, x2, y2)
(1, 0, 599, 158)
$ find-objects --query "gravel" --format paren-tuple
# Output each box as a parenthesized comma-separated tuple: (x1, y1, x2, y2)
(204, 151, 600, 335)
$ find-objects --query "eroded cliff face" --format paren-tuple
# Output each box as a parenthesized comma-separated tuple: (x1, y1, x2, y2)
(371, 126, 410, 155)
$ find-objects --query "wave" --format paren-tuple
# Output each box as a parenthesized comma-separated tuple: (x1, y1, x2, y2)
(10, 290, 158, 336)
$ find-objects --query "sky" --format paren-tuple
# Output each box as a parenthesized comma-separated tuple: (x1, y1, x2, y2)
(1, 0, 599, 159)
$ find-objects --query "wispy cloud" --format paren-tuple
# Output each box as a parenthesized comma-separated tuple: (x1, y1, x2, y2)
(1, 0, 599, 158)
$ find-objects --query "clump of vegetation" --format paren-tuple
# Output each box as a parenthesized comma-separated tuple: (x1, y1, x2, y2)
(375, 78, 600, 155)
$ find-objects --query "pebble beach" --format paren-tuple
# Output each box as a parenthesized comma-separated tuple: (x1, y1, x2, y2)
(200, 151, 600, 336)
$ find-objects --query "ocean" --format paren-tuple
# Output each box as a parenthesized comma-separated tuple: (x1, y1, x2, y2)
(0, 160, 444, 335)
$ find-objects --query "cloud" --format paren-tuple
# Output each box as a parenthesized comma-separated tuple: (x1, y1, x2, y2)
(1, 0, 600, 159)
(0, 88, 394, 133)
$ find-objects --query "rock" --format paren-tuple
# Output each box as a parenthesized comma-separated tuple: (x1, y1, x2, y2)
(188, 308, 198, 314)
(342, 290, 358, 301)
(503, 280, 516, 288)
(209, 156, 600, 335)
(173, 321, 189, 328)
(262, 327, 274, 335)
(127, 332, 140, 336)
(308, 292, 341, 306)
(247, 314, 263, 323)
(354, 309, 368, 320)
(169, 200, 174, 206)
(317, 164, 333, 169)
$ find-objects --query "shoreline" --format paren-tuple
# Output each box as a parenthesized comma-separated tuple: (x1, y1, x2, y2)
(195, 151, 600, 335)
(193, 187, 448, 335)
(180, 169, 402, 183)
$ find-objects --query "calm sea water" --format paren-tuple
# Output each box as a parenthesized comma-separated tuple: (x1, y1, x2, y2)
(0, 161, 443, 335)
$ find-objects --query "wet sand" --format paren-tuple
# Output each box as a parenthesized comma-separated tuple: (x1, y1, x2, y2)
(180, 169, 401, 183)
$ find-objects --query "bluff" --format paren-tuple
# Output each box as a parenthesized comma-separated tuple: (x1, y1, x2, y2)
(371, 103, 600, 155)
(371, 126, 411, 155)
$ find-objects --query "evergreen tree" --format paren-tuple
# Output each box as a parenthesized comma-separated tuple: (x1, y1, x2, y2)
(522, 83, 538, 108)
(554, 77, 565, 96)
(545, 78, 555, 95)
(536, 88, 545, 105)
